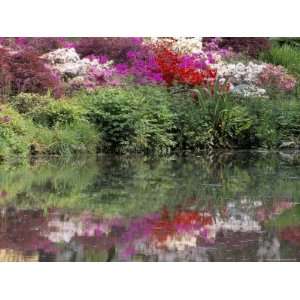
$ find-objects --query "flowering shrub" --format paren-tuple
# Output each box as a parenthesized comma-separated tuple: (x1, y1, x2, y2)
(81, 64, 120, 89)
(115, 44, 164, 84)
(0, 37, 299, 116)
(0, 37, 66, 54)
(214, 61, 297, 96)
(74, 37, 143, 62)
(154, 46, 217, 87)
(149, 37, 203, 54)
(43, 48, 119, 92)
(216, 62, 266, 85)
(215, 62, 268, 97)
(217, 37, 271, 58)
(258, 64, 297, 92)
(172, 37, 203, 54)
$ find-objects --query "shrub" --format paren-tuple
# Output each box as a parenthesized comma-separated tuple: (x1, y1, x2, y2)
(170, 95, 211, 150)
(0, 37, 66, 54)
(8, 93, 52, 114)
(22, 38, 66, 54)
(154, 46, 217, 87)
(29, 100, 86, 128)
(80, 86, 175, 153)
(276, 101, 300, 142)
(0, 105, 33, 160)
(257, 64, 297, 93)
(244, 99, 297, 148)
(74, 38, 143, 62)
(218, 37, 271, 58)
(115, 44, 164, 84)
(0, 48, 64, 97)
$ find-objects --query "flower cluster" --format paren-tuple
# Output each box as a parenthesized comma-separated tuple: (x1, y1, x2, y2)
(215, 61, 297, 97)
(115, 44, 164, 84)
(217, 62, 266, 85)
(149, 37, 203, 54)
(43, 48, 119, 92)
(0, 37, 67, 54)
(215, 62, 267, 97)
(0, 37, 298, 99)
(258, 64, 297, 92)
(154, 46, 217, 87)
(203, 37, 271, 58)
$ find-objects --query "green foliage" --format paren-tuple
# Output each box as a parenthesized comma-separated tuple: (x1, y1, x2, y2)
(29, 100, 86, 129)
(271, 37, 300, 49)
(30, 123, 98, 156)
(80, 86, 175, 153)
(3, 85, 300, 161)
(0, 105, 33, 160)
(8, 92, 52, 114)
(245, 98, 300, 148)
(171, 87, 254, 150)
(0, 99, 98, 160)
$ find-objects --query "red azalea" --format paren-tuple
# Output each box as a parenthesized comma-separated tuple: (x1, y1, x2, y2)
(153, 46, 217, 88)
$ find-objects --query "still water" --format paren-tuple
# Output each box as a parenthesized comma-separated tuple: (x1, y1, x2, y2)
(0, 151, 300, 261)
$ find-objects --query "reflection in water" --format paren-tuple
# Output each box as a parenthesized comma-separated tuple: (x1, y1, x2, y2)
(0, 151, 300, 261)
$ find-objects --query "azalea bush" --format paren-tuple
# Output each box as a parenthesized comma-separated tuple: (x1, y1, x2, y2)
(154, 46, 217, 87)
(74, 37, 143, 62)
(115, 44, 164, 84)
(214, 37, 271, 58)
(0, 37, 66, 54)
(258, 64, 297, 93)
(42, 47, 120, 93)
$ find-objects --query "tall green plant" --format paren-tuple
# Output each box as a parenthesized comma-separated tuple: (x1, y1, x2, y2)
(191, 83, 254, 148)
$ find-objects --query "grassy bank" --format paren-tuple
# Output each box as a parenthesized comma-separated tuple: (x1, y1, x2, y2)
(2, 86, 300, 161)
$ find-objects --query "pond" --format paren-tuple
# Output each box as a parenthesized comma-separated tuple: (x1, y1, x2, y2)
(0, 151, 300, 261)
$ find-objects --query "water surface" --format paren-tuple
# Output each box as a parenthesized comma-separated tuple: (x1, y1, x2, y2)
(0, 151, 300, 261)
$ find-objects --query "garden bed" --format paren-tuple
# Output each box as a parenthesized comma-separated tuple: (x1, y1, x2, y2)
(1, 37, 300, 161)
